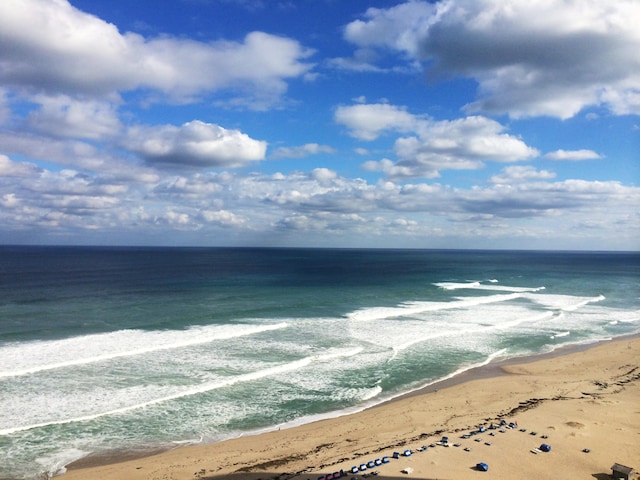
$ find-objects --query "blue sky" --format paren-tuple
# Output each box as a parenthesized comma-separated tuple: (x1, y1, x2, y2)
(0, 0, 638, 250)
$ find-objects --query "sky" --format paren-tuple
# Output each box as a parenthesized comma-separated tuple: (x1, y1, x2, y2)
(0, 0, 639, 250)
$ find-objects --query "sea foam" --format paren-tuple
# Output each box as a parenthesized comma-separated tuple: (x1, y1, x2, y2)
(0, 322, 288, 379)
(0, 346, 363, 436)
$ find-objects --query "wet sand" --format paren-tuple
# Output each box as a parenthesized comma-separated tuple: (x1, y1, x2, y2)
(60, 336, 640, 480)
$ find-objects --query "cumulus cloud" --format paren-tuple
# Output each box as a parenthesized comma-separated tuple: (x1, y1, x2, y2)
(252, 172, 639, 241)
(25, 95, 122, 140)
(1, 155, 638, 248)
(0, 0, 314, 104)
(0, 154, 41, 177)
(344, 2, 433, 53)
(0, 130, 161, 182)
(270, 143, 335, 159)
(310, 168, 338, 183)
(0, 166, 132, 234)
(335, 103, 422, 140)
(544, 149, 603, 161)
(124, 121, 267, 169)
(330, 1, 441, 75)
(326, 48, 387, 73)
(348, 106, 539, 178)
(490, 166, 556, 184)
(342, 0, 640, 118)
(454, 179, 635, 220)
(200, 209, 245, 227)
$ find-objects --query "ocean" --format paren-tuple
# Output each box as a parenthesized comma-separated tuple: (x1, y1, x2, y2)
(0, 246, 638, 479)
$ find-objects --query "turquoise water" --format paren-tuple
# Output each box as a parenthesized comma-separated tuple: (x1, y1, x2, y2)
(0, 247, 638, 479)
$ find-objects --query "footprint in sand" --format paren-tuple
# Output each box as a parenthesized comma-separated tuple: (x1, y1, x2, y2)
(565, 421, 585, 428)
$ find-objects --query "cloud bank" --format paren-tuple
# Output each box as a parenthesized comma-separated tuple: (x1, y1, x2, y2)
(337, 104, 539, 178)
(342, 0, 640, 118)
(0, 0, 314, 105)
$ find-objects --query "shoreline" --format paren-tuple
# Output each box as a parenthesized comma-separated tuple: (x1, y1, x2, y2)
(60, 338, 604, 470)
(59, 334, 640, 479)
(378, 335, 626, 405)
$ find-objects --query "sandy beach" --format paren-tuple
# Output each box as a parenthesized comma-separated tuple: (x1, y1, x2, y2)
(61, 337, 640, 480)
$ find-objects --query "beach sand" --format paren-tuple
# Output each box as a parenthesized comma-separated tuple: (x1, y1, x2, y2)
(61, 337, 640, 480)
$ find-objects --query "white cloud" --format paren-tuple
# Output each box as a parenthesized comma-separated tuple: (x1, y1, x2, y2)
(1, 158, 638, 248)
(25, 95, 122, 140)
(326, 48, 387, 73)
(356, 110, 539, 178)
(343, 2, 437, 60)
(275, 214, 323, 232)
(544, 149, 603, 161)
(411, 116, 539, 161)
(310, 168, 338, 184)
(124, 121, 267, 169)
(334, 103, 422, 140)
(0, 154, 41, 177)
(329, 2, 437, 74)
(0, 0, 314, 105)
(152, 175, 224, 200)
(342, 0, 640, 118)
(270, 143, 335, 159)
(0, 130, 161, 182)
(490, 166, 556, 185)
(200, 209, 245, 227)
(363, 157, 437, 178)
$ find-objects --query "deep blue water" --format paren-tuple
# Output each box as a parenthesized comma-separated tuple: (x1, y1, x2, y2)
(0, 247, 638, 479)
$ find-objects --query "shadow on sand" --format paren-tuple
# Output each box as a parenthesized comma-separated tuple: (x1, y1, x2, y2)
(197, 470, 615, 480)
(200, 474, 443, 480)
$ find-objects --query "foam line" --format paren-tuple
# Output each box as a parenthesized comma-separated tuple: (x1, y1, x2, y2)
(0, 323, 288, 379)
(435, 281, 545, 292)
(360, 385, 383, 401)
(560, 294, 605, 311)
(519, 293, 607, 311)
(0, 346, 363, 436)
(436, 281, 481, 289)
(389, 311, 555, 355)
(347, 292, 524, 322)
(615, 316, 640, 323)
